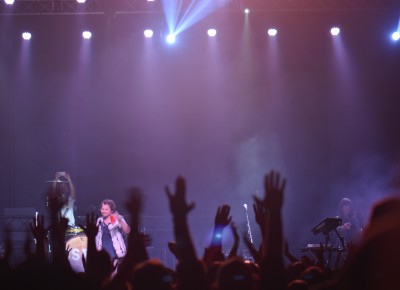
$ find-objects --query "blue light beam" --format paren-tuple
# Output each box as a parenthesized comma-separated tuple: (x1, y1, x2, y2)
(162, 0, 231, 37)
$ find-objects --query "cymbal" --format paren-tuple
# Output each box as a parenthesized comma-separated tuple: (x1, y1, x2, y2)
(45, 179, 69, 183)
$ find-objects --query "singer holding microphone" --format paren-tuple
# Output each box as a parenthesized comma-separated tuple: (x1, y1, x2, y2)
(96, 199, 131, 267)
(336, 197, 362, 246)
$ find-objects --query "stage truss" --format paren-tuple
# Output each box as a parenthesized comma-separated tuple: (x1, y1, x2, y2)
(0, 0, 399, 15)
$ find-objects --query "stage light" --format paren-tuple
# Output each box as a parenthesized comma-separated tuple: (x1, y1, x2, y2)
(76, 0, 86, 3)
(244, 8, 250, 14)
(207, 28, 217, 37)
(166, 34, 176, 44)
(144, 29, 154, 38)
(4, 0, 14, 4)
(331, 27, 340, 36)
(82, 31, 92, 39)
(267, 28, 277, 36)
(392, 31, 400, 41)
(162, 0, 230, 38)
(22, 32, 31, 40)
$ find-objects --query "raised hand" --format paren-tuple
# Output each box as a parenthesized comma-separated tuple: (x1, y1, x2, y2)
(29, 214, 48, 242)
(46, 186, 64, 215)
(253, 196, 269, 232)
(29, 214, 49, 259)
(228, 222, 240, 258)
(59, 215, 69, 234)
(243, 233, 262, 265)
(264, 170, 286, 211)
(167, 241, 181, 262)
(165, 176, 195, 217)
(257, 170, 287, 290)
(214, 204, 232, 228)
(81, 212, 98, 239)
(283, 239, 299, 263)
(64, 172, 71, 182)
(165, 174, 202, 290)
(125, 187, 143, 235)
(125, 187, 143, 215)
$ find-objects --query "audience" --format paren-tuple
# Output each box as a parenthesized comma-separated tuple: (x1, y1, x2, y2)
(1, 171, 399, 290)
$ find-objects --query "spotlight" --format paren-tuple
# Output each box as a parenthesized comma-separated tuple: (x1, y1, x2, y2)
(330, 27, 340, 36)
(166, 34, 176, 44)
(144, 29, 154, 38)
(22, 32, 32, 40)
(76, 0, 86, 3)
(267, 28, 277, 36)
(82, 31, 92, 39)
(4, 0, 14, 4)
(207, 28, 217, 37)
(244, 8, 250, 14)
(392, 31, 400, 41)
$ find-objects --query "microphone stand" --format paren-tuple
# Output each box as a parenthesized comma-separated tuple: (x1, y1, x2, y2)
(243, 204, 254, 261)
(243, 204, 253, 243)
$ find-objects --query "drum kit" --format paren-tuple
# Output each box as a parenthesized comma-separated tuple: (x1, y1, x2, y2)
(45, 176, 88, 273)
(42, 225, 87, 273)
(65, 226, 87, 273)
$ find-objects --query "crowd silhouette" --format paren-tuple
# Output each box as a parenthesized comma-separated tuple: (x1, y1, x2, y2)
(1, 170, 400, 290)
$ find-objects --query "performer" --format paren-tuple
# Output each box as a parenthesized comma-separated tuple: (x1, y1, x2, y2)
(50, 171, 77, 227)
(95, 199, 131, 266)
(336, 197, 362, 246)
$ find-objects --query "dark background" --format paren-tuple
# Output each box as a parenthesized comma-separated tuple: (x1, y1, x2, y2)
(1, 7, 400, 266)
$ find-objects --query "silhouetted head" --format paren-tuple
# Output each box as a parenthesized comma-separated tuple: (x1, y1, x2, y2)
(287, 260, 308, 280)
(368, 196, 400, 224)
(131, 259, 175, 290)
(287, 279, 309, 290)
(300, 265, 327, 287)
(214, 256, 253, 290)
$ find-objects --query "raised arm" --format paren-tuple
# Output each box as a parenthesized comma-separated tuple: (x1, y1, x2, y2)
(121, 188, 150, 266)
(46, 186, 71, 271)
(104, 188, 151, 290)
(165, 176, 206, 290)
(65, 172, 76, 199)
(253, 195, 270, 257)
(29, 214, 48, 261)
(227, 222, 240, 259)
(203, 205, 232, 266)
(165, 176, 197, 263)
(259, 170, 287, 290)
